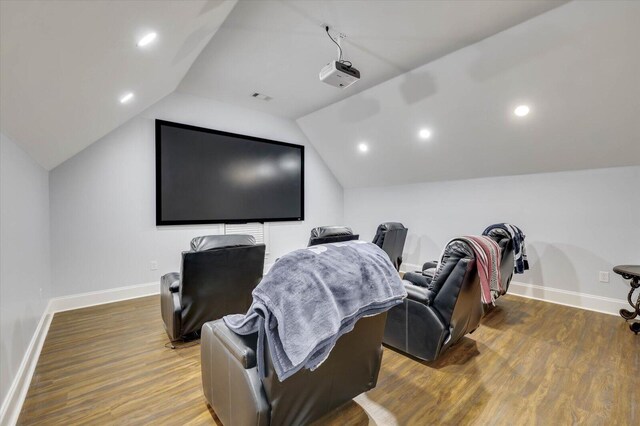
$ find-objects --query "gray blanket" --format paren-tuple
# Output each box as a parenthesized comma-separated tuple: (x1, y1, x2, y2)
(223, 240, 406, 381)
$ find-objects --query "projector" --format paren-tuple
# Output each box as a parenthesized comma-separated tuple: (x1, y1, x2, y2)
(319, 61, 360, 88)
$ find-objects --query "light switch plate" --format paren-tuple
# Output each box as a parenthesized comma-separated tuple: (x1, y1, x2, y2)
(599, 271, 609, 283)
(150, 261, 158, 271)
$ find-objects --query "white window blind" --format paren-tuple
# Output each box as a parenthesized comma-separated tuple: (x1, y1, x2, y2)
(224, 223, 265, 245)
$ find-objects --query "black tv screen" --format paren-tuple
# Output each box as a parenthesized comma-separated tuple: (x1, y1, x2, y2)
(156, 120, 304, 225)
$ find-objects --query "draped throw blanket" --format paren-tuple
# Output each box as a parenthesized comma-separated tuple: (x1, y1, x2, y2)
(223, 241, 406, 381)
(483, 223, 529, 274)
(438, 236, 502, 304)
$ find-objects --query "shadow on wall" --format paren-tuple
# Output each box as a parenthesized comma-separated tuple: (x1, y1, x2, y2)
(519, 242, 621, 297)
(403, 233, 440, 269)
(399, 71, 437, 105)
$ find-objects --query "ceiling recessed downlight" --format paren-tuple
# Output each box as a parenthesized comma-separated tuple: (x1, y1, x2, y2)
(137, 32, 157, 47)
(119, 92, 134, 104)
(514, 105, 530, 117)
(358, 143, 369, 153)
(418, 128, 432, 140)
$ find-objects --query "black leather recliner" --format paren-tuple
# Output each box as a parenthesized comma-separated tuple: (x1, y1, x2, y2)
(307, 225, 359, 246)
(372, 222, 408, 271)
(484, 227, 515, 295)
(383, 240, 483, 361)
(160, 235, 265, 342)
(201, 313, 387, 426)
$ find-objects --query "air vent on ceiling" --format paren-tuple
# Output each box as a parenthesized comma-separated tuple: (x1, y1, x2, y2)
(251, 92, 272, 101)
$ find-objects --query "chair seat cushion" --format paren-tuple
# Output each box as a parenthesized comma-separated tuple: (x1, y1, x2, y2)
(404, 271, 432, 288)
(403, 280, 436, 305)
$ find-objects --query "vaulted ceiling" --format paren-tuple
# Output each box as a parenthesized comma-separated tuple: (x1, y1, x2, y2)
(0, 0, 237, 170)
(178, 0, 566, 119)
(297, 1, 640, 188)
(0, 0, 566, 171)
(3, 0, 638, 189)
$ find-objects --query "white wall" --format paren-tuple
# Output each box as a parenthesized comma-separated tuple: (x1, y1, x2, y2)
(50, 92, 343, 297)
(345, 166, 640, 302)
(0, 132, 51, 406)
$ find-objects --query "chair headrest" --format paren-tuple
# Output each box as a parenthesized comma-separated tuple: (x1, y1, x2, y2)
(485, 227, 511, 242)
(310, 226, 354, 239)
(190, 234, 256, 252)
(378, 222, 406, 231)
(372, 222, 407, 246)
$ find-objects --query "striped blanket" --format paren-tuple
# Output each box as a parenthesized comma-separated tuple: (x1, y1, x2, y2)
(437, 236, 502, 304)
(482, 223, 529, 274)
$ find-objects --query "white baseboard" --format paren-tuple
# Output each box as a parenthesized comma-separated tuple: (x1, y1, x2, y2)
(0, 305, 52, 426)
(47, 282, 159, 313)
(0, 282, 160, 426)
(508, 281, 628, 316)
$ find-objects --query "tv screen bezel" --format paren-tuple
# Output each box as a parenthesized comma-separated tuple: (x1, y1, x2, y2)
(155, 119, 305, 226)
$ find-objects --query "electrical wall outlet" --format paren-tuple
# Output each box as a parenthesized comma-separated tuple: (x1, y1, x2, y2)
(150, 260, 158, 271)
(599, 271, 609, 283)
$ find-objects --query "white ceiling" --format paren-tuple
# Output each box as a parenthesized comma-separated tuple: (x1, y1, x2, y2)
(178, 0, 567, 119)
(0, 0, 237, 170)
(297, 1, 640, 188)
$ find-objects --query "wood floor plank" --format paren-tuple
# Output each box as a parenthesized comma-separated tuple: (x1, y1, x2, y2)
(17, 295, 639, 425)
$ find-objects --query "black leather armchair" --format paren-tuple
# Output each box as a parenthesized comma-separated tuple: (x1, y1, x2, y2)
(372, 222, 408, 271)
(308, 225, 359, 246)
(383, 240, 483, 361)
(484, 227, 515, 295)
(201, 313, 387, 426)
(160, 235, 265, 342)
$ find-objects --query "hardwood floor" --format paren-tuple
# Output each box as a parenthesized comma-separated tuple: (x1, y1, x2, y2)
(18, 295, 639, 425)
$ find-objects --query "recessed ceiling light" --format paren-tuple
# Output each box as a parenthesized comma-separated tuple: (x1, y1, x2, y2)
(358, 143, 369, 153)
(137, 32, 157, 47)
(119, 92, 134, 104)
(418, 128, 432, 140)
(514, 105, 530, 117)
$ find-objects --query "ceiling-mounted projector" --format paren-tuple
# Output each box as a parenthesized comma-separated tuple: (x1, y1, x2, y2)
(320, 25, 360, 89)
(319, 61, 360, 88)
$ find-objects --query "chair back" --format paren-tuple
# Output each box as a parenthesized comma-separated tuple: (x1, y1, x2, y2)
(484, 227, 515, 293)
(308, 225, 359, 246)
(372, 222, 408, 270)
(179, 235, 265, 336)
(261, 313, 386, 425)
(430, 240, 483, 343)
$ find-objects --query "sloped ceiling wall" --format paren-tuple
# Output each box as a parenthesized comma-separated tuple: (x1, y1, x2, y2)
(297, 1, 640, 188)
(0, 0, 237, 170)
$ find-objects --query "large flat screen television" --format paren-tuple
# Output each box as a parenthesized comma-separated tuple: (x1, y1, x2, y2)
(156, 120, 304, 225)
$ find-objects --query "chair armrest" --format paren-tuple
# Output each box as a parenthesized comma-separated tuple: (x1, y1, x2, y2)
(403, 280, 436, 305)
(161, 272, 180, 293)
(209, 320, 257, 369)
(422, 261, 438, 271)
(404, 271, 432, 288)
(201, 320, 268, 426)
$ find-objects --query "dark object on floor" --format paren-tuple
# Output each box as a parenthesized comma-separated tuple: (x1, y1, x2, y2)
(160, 234, 265, 342)
(613, 264, 640, 334)
(384, 240, 483, 361)
(201, 313, 387, 426)
(372, 222, 408, 271)
(308, 225, 359, 246)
